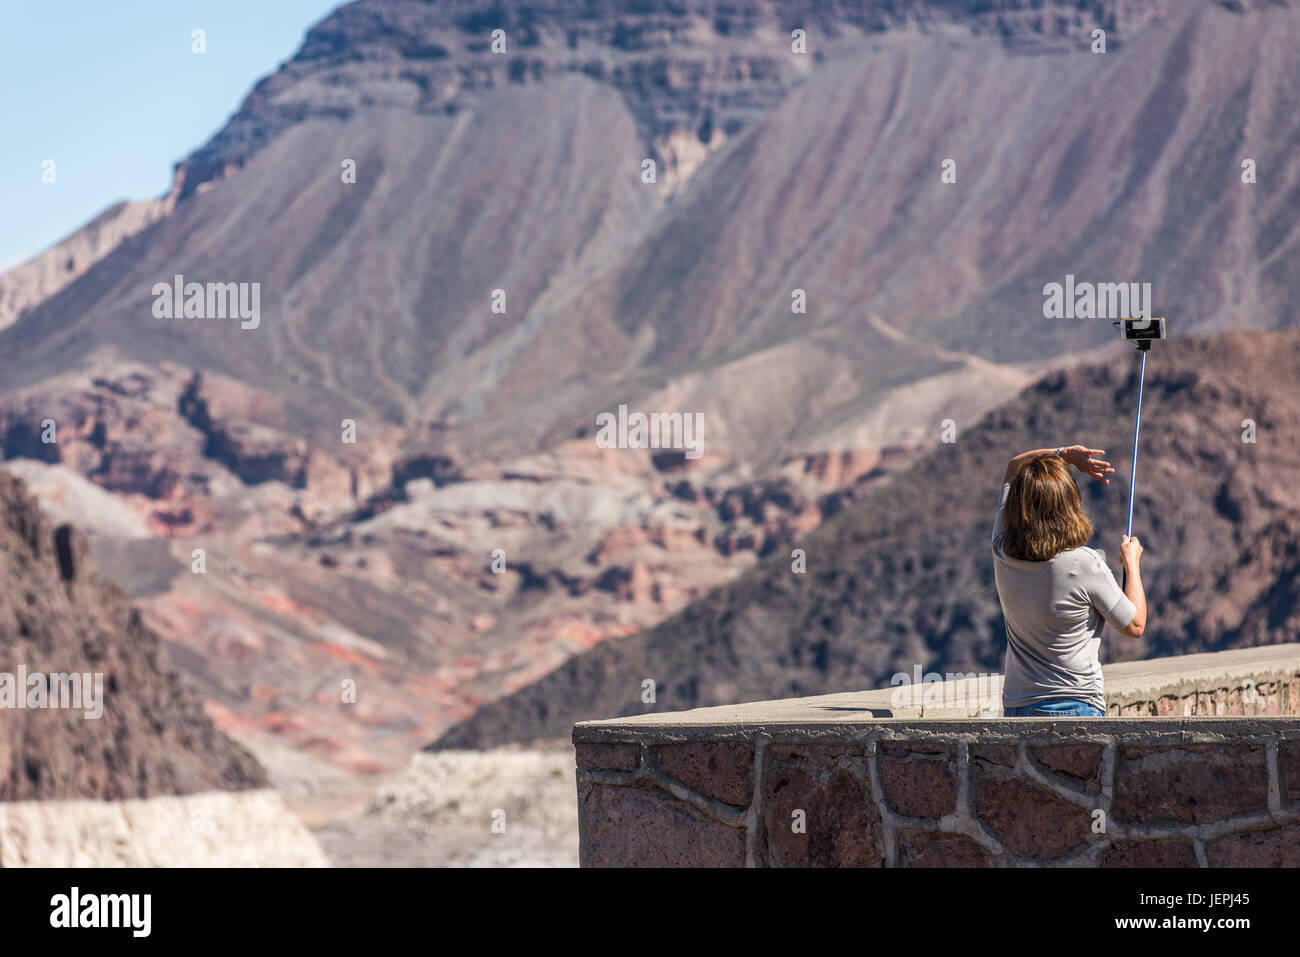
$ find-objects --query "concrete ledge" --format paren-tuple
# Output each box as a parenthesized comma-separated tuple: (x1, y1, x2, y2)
(573, 644, 1300, 738)
(1105, 644, 1300, 715)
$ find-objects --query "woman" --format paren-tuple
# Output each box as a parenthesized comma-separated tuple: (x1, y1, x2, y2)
(993, 445, 1146, 717)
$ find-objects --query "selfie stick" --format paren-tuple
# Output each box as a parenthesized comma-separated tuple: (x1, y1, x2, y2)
(1126, 347, 1146, 540)
(1115, 317, 1164, 589)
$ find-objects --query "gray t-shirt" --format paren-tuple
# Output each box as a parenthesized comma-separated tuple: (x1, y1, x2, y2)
(992, 482, 1136, 711)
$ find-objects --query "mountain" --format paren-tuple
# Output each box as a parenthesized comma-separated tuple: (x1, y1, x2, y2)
(432, 329, 1300, 748)
(0, 471, 265, 800)
(4, 0, 1300, 776)
(8, 0, 1298, 462)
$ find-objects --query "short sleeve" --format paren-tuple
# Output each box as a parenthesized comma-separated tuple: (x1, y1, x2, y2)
(1080, 548, 1136, 630)
(992, 482, 1010, 551)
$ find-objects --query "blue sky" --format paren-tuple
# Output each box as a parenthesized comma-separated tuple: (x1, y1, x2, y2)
(0, 0, 343, 271)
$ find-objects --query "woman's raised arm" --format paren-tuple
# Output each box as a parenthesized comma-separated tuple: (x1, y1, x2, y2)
(1004, 447, 1059, 483)
(1004, 445, 1114, 484)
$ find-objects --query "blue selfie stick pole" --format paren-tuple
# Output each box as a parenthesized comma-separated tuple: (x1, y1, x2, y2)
(1126, 348, 1146, 539)
(1116, 317, 1163, 591)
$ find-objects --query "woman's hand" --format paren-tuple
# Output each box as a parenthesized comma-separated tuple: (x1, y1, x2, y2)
(1004, 446, 1115, 484)
(1061, 445, 1114, 484)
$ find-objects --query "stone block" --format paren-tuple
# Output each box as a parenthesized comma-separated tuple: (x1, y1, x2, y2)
(878, 743, 956, 818)
(969, 744, 1017, 768)
(1206, 822, 1300, 867)
(1112, 745, 1267, 826)
(897, 831, 992, 867)
(763, 765, 883, 867)
(575, 742, 639, 772)
(1033, 743, 1103, 784)
(974, 776, 1091, 860)
(768, 743, 863, 765)
(656, 741, 753, 806)
(1101, 838, 1198, 868)
(1280, 740, 1300, 805)
(580, 783, 745, 867)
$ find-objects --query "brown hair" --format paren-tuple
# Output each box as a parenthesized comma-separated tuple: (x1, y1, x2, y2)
(1002, 454, 1093, 561)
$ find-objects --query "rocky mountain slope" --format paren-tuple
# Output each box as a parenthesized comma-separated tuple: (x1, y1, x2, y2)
(0, 197, 173, 332)
(433, 329, 1300, 748)
(7, 0, 1294, 463)
(172, 0, 1168, 203)
(0, 471, 265, 800)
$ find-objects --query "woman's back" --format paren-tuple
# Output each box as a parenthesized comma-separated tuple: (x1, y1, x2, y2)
(992, 479, 1136, 712)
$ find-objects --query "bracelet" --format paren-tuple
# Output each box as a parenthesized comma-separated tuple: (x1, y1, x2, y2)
(1055, 447, 1064, 457)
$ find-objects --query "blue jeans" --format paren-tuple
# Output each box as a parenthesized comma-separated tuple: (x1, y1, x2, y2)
(1004, 698, 1105, 717)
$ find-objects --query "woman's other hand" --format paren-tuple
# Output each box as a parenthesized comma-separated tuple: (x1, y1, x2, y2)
(1063, 446, 1114, 484)
(1120, 534, 1143, 568)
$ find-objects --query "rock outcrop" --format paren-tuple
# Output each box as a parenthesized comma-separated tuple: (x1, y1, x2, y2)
(0, 471, 266, 801)
(0, 197, 172, 331)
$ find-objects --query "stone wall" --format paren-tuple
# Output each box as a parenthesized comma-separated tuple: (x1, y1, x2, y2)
(574, 646, 1300, 867)
(575, 719, 1300, 867)
(1103, 647, 1300, 717)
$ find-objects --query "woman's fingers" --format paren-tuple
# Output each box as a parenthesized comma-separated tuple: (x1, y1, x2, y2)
(1066, 447, 1117, 484)
(1084, 455, 1114, 483)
